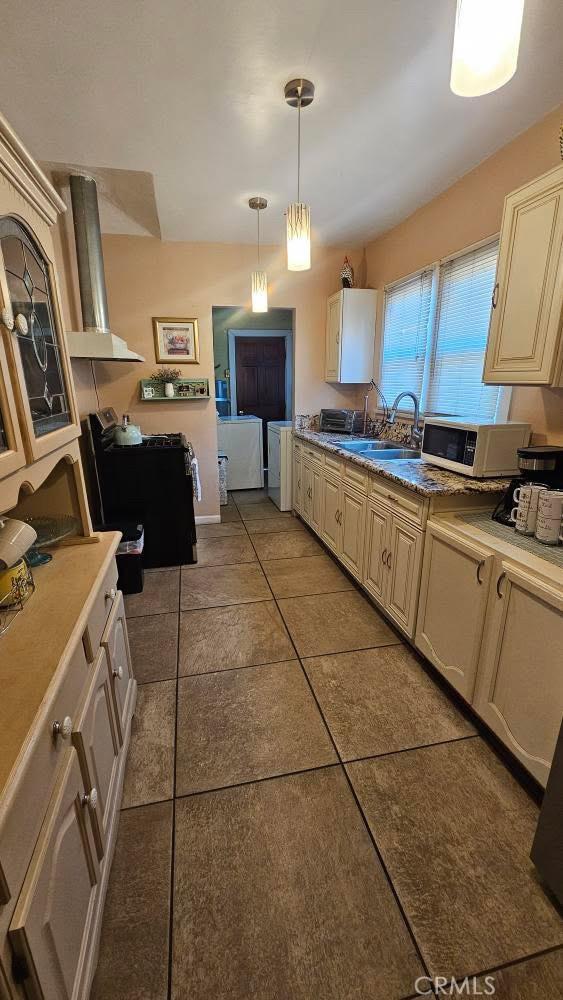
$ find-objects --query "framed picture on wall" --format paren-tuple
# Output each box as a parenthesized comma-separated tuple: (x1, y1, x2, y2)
(152, 317, 200, 364)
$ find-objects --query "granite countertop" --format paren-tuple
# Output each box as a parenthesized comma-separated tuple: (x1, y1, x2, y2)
(294, 429, 510, 497)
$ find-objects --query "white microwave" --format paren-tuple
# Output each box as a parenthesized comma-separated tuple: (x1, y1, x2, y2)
(421, 418, 531, 477)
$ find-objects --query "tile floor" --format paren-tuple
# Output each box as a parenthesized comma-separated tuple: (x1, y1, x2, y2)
(91, 488, 563, 1000)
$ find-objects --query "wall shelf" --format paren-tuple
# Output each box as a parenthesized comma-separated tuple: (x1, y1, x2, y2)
(139, 378, 210, 401)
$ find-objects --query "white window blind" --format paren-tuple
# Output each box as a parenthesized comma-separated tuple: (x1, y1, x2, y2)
(379, 269, 433, 407)
(427, 241, 500, 418)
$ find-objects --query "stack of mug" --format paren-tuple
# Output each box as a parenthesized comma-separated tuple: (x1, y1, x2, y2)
(511, 483, 563, 546)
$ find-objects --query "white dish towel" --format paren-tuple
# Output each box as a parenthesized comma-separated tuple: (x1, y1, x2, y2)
(191, 455, 202, 502)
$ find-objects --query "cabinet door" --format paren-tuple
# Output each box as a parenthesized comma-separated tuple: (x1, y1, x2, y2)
(0, 333, 26, 479)
(0, 217, 78, 461)
(324, 293, 341, 382)
(415, 522, 493, 699)
(474, 562, 563, 786)
(310, 463, 323, 535)
(483, 165, 563, 385)
(101, 592, 135, 744)
(72, 650, 121, 861)
(321, 474, 341, 553)
(292, 447, 302, 513)
(385, 515, 423, 638)
(340, 485, 366, 581)
(301, 459, 312, 524)
(9, 750, 98, 1000)
(363, 499, 390, 605)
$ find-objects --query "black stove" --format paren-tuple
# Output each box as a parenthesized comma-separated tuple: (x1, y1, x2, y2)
(86, 408, 197, 568)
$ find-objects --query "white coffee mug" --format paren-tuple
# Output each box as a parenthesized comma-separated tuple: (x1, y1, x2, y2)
(511, 482, 548, 536)
(535, 489, 563, 545)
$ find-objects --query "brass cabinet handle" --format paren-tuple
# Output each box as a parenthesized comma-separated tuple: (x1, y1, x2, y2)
(476, 560, 485, 585)
(381, 547, 387, 564)
(492, 282, 499, 309)
(496, 572, 506, 598)
(387, 551, 392, 568)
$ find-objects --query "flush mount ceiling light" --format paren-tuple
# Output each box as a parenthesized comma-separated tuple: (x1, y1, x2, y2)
(450, 0, 525, 97)
(284, 78, 314, 271)
(249, 196, 268, 313)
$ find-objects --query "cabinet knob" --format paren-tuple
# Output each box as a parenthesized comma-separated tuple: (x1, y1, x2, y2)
(1, 306, 14, 331)
(52, 716, 73, 740)
(476, 560, 485, 585)
(381, 547, 387, 564)
(496, 572, 506, 598)
(112, 664, 124, 680)
(105, 587, 117, 601)
(387, 551, 392, 568)
(14, 313, 28, 335)
(82, 787, 98, 812)
(491, 282, 499, 309)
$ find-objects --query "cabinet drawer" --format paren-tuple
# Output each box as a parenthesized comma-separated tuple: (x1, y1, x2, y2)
(0, 642, 89, 906)
(324, 452, 342, 476)
(101, 592, 135, 744)
(83, 560, 119, 663)
(343, 461, 368, 493)
(369, 476, 425, 525)
(302, 444, 322, 464)
(9, 750, 98, 1000)
(72, 650, 121, 861)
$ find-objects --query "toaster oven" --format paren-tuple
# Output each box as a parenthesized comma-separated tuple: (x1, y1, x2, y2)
(421, 417, 531, 477)
(319, 408, 364, 434)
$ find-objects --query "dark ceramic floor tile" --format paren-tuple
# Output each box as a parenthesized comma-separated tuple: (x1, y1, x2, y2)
(245, 514, 306, 534)
(238, 499, 286, 520)
(122, 680, 176, 808)
(230, 488, 269, 504)
(124, 568, 179, 617)
(347, 739, 563, 978)
(304, 645, 475, 760)
(474, 950, 563, 998)
(196, 521, 247, 538)
(175, 661, 336, 794)
(278, 590, 401, 657)
(178, 601, 295, 675)
(180, 562, 270, 610)
(127, 612, 178, 684)
(220, 505, 242, 523)
(262, 553, 355, 598)
(172, 768, 422, 1000)
(186, 535, 257, 567)
(90, 801, 172, 1000)
(250, 529, 323, 561)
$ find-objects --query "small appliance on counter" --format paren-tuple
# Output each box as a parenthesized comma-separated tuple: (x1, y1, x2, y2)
(421, 417, 531, 477)
(319, 408, 364, 435)
(492, 445, 563, 527)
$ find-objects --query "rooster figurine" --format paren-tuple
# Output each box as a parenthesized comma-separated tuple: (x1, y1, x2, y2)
(340, 256, 354, 288)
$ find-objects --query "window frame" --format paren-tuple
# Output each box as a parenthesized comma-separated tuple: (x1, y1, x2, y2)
(375, 235, 511, 422)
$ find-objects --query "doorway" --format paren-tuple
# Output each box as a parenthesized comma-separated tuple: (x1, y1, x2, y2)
(230, 334, 289, 463)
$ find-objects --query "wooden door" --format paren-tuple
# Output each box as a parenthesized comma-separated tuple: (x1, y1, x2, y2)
(72, 650, 121, 861)
(324, 292, 341, 381)
(0, 331, 26, 479)
(340, 485, 366, 581)
(385, 516, 423, 637)
(235, 337, 286, 462)
(321, 474, 341, 553)
(101, 593, 135, 744)
(310, 463, 323, 535)
(293, 446, 302, 513)
(9, 750, 98, 1000)
(416, 523, 494, 700)
(474, 561, 563, 786)
(483, 164, 563, 385)
(363, 499, 390, 606)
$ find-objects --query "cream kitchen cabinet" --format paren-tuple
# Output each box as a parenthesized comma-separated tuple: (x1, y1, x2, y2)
(321, 473, 341, 553)
(415, 521, 495, 701)
(292, 443, 302, 513)
(363, 497, 423, 637)
(301, 451, 322, 534)
(483, 163, 563, 386)
(473, 560, 563, 786)
(324, 288, 377, 384)
(340, 485, 366, 581)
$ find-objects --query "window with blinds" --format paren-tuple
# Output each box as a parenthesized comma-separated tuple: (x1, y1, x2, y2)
(379, 269, 433, 407)
(380, 239, 502, 419)
(427, 241, 500, 418)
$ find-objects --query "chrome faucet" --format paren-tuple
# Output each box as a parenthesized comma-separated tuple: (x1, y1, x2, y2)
(388, 391, 422, 448)
(362, 380, 378, 437)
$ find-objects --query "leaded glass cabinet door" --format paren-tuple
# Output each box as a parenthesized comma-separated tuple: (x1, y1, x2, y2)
(0, 216, 78, 462)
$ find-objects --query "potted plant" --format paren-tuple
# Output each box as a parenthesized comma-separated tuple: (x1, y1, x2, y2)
(151, 367, 181, 398)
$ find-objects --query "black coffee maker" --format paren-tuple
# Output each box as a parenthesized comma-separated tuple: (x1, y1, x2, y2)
(492, 446, 563, 526)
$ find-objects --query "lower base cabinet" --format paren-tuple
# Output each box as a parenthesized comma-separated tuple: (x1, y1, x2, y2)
(340, 486, 366, 580)
(364, 498, 423, 635)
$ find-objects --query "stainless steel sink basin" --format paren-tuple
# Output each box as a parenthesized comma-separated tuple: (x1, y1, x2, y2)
(329, 439, 399, 453)
(364, 448, 421, 461)
(329, 439, 421, 461)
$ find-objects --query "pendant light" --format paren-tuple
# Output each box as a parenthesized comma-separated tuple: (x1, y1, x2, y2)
(450, 0, 525, 97)
(284, 78, 314, 271)
(249, 197, 268, 313)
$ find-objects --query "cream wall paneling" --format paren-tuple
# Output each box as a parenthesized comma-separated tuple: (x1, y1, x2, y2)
(483, 163, 563, 386)
(324, 288, 377, 384)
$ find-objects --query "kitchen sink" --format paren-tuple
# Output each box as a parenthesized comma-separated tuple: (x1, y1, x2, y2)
(329, 439, 421, 461)
(329, 438, 397, 452)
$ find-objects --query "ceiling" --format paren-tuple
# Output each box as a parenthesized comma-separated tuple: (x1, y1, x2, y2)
(1, 0, 562, 247)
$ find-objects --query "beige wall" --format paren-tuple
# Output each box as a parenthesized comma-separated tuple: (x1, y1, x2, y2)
(365, 103, 563, 445)
(65, 235, 361, 518)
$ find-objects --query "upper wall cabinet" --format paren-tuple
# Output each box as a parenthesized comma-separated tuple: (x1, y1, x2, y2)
(483, 163, 563, 386)
(0, 114, 79, 475)
(325, 288, 377, 383)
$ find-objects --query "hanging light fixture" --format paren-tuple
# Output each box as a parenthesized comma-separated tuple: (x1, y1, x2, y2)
(249, 197, 268, 313)
(284, 78, 314, 271)
(450, 0, 525, 97)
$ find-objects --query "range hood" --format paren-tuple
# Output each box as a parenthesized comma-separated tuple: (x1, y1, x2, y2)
(66, 173, 144, 362)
